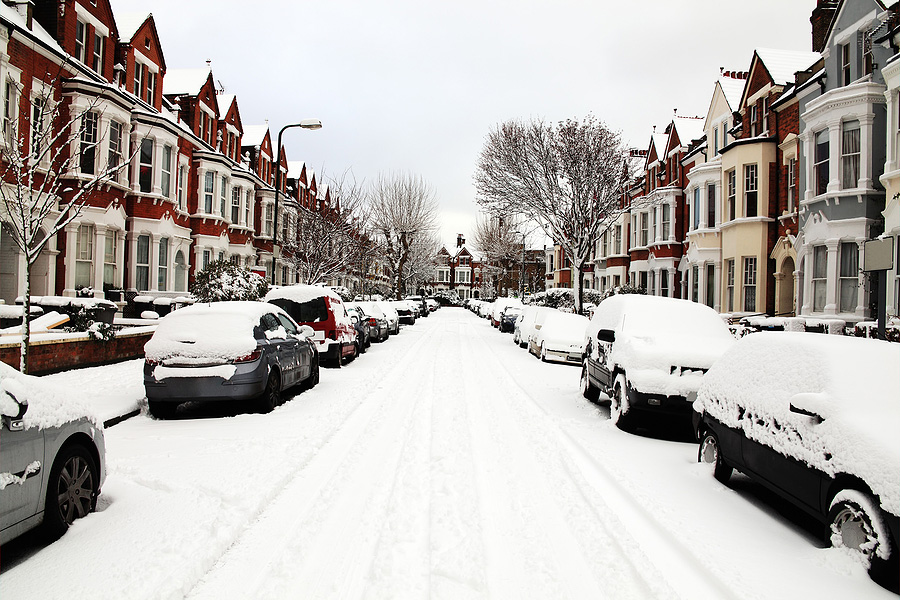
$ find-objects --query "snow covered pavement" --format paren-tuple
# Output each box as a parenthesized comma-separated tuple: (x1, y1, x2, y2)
(0, 308, 893, 599)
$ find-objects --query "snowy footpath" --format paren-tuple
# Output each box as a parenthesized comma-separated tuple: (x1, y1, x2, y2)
(0, 309, 892, 599)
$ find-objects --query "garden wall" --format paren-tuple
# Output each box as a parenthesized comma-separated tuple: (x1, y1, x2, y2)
(0, 329, 154, 375)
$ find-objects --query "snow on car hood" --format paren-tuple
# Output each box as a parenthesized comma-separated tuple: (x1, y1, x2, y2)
(696, 332, 900, 517)
(0, 361, 102, 430)
(538, 312, 589, 350)
(144, 302, 268, 363)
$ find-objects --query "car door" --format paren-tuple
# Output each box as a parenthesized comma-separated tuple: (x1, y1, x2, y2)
(0, 417, 45, 536)
(261, 313, 297, 388)
(276, 313, 308, 381)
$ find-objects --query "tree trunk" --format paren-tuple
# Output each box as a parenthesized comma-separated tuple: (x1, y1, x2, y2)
(575, 261, 586, 315)
(19, 265, 31, 373)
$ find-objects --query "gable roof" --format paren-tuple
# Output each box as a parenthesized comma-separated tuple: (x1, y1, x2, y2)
(719, 76, 745, 110)
(163, 68, 211, 96)
(241, 125, 270, 148)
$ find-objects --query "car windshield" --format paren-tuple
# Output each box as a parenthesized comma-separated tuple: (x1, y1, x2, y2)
(269, 297, 329, 323)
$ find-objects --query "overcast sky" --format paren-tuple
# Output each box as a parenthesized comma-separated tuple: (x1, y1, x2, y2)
(110, 0, 816, 252)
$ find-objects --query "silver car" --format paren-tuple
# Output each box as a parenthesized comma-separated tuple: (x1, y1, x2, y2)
(1, 363, 106, 545)
(144, 302, 319, 418)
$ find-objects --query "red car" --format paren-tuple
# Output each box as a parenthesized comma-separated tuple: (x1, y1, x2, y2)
(266, 285, 358, 366)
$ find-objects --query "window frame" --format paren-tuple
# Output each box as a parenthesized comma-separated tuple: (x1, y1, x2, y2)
(744, 164, 758, 218)
(841, 120, 860, 190)
(135, 234, 150, 291)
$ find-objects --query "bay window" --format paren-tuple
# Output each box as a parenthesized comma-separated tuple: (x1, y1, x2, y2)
(158, 237, 168, 291)
(204, 172, 215, 214)
(815, 129, 829, 196)
(841, 120, 860, 190)
(139, 138, 153, 193)
(75, 224, 93, 289)
(160, 145, 172, 198)
(136, 234, 150, 291)
(812, 245, 827, 312)
(80, 111, 98, 175)
(839, 242, 858, 313)
(744, 164, 758, 218)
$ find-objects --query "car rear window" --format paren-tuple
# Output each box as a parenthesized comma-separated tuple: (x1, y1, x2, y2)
(269, 297, 329, 323)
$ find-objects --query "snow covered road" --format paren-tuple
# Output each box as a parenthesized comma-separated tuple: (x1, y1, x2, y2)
(0, 308, 893, 599)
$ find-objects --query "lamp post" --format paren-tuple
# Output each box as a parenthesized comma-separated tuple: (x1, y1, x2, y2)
(271, 119, 322, 284)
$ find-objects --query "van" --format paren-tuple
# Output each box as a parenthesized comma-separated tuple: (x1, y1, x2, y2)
(266, 285, 358, 366)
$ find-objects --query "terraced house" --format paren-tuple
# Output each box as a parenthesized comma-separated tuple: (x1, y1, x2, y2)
(0, 0, 344, 309)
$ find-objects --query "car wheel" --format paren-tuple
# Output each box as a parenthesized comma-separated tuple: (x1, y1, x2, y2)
(258, 370, 280, 413)
(698, 431, 732, 483)
(829, 490, 896, 581)
(359, 338, 367, 353)
(580, 361, 600, 402)
(148, 400, 178, 419)
(306, 355, 320, 389)
(43, 443, 98, 540)
(611, 374, 634, 431)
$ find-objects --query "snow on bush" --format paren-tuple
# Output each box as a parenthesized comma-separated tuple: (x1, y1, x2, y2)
(191, 260, 268, 303)
(696, 332, 900, 516)
(0, 360, 102, 430)
(144, 302, 274, 364)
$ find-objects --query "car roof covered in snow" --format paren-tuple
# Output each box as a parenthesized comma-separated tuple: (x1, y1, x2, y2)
(266, 285, 343, 305)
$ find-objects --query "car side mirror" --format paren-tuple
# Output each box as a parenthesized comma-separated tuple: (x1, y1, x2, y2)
(351, 315, 359, 324)
(596, 329, 616, 343)
(789, 392, 830, 424)
(1, 390, 27, 422)
(298, 325, 315, 338)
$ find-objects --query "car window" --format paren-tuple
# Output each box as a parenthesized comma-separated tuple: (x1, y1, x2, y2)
(260, 313, 282, 332)
(275, 313, 299, 335)
(269, 297, 329, 323)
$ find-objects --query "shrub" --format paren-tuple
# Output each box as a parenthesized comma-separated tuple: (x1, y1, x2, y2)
(191, 260, 269, 303)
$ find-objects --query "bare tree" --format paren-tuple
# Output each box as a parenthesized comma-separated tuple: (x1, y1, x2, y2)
(367, 172, 438, 299)
(474, 115, 633, 313)
(0, 85, 131, 372)
(472, 212, 524, 297)
(282, 170, 368, 286)
(402, 230, 441, 295)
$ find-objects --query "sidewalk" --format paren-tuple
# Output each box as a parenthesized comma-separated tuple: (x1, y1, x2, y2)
(41, 358, 146, 428)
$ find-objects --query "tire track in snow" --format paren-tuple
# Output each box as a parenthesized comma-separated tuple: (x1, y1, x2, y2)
(471, 316, 739, 600)
(185, 324, 438, 599)
(459, 318, 658, 599)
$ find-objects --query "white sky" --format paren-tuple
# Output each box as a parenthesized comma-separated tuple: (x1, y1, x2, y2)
(109, 0, 816, 251)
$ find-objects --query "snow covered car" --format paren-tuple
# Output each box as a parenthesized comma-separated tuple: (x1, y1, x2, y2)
(144, 302, 319, 418)
(372, 301, 401, 334)
(266, 285, 358, 366)
(345, 305, 371, 354)
(391, 300, 417, 325)
(491, 298, 522, 327)
(530, 311, 589, 363)
(405, 295, 428, 317)
(357, 302, 392, 340)
(499, 306, 523, 333)
(694, 332, 900, 588)
(580, 295, 734, 430)
(0, 362, 106, 545)
(514, 305, 552, 348)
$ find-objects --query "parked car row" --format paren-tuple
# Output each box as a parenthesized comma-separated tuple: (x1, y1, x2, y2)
(476, 292, 899, 589)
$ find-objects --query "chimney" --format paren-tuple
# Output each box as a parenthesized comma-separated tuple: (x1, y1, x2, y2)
(811, 0, 839, 53)
(457, 234, 464, 248)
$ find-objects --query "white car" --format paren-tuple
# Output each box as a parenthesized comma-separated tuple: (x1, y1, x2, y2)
(530, 311, 589, 363)
(1, 362, 106, 544)
(580, 295, 734, 431)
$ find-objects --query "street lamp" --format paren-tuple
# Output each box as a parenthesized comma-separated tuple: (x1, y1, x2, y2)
(271, 119, 323, 284)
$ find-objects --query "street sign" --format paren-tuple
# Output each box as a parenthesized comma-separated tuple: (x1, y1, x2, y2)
(863, 237, 894, 271)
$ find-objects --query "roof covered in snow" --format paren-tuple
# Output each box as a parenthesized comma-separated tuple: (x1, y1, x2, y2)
(163, 68, 211, 96)
(718, 76, 745, 110)
(672, 116, 705, 149)
(116, 12, 148, 42)
(755, 48, 820, 86)
(242, 125, 270, 148)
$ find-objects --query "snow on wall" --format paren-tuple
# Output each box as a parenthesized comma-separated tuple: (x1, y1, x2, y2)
(696, 332, 900, 517)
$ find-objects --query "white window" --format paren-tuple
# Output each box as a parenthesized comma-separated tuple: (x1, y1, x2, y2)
(103, 231, 117, 287)
(202, 249, 211, 270)
(726, 170, 736, 221)
(136, 234, 150, 291)
(839, 242, 858, 313)
(220, 176, 228, 217)
(204, 172, 215, 214)
(742, 257, 757, 312)
(692, 188, 700, 230)
(75, 20, 87, 64)
(706, 263, 716, 308)
(146, 71, 156, 105)
(841, 120, 860, 190)
(744, 164, 758, 218)
(158, 237, 168, 291)
(725, 259, 735, 312)
(245, 189, 252, 226)
(660, 269, 669, 297)
(80, 111, 98, 175)
(134, 63, 143, 98)
(614, 225, 622, 255)
(661, 203, 670, 239)
(841, 43, 851, 86)
(160, 145, 172, 198)
(815, 129, 829, 196)
(177, 164, 186, 210)
(139, 138, 153, 193)
(787, 158, 796, 213)
(749, 104, 758, 137)
(706, 183, 716, 227)
(92, 31, 104, 74)
(108, 120, 122, 174)
(640, 212, 648, 246)
(75, 224, 94, 289)
(265, 203, 274, 237)
(3, 78, 17, 147)
(30, 96, 47, 160)
(812, 245, 827, 312)
(231, 187, 241, 223)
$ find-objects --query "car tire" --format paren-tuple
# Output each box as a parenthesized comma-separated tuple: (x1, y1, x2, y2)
(306, 355, 320, 389)
(829, 490, 897, 586)
(698, 431, 732, 483)
(359, 338, 367, 354)
(611, 374, 634, 431)
(580, 361, 600, 402)
(148, 400, 178, 420)
(258, 370, 280, 413)
(43, 443, 99, 540)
